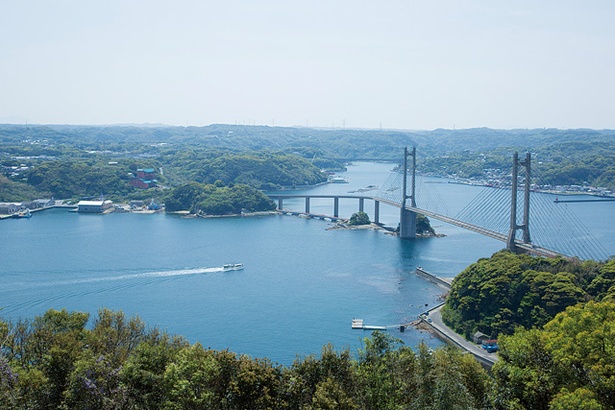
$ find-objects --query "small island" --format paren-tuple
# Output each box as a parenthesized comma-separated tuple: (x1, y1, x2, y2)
(328, 211, 441, 238)
(164, 182, 276, 216)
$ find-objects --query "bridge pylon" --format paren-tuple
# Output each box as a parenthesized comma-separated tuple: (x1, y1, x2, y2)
(507, 152, 532, 252)
(399, 146, 417, 239)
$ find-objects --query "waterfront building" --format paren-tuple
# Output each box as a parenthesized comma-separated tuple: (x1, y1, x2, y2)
(0, 203, 20, 215)
(22, 198, 55, 209)
(77, 200, 113, 213)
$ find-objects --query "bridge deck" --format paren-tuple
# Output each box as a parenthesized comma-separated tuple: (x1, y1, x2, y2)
(268, 193, 568, 259)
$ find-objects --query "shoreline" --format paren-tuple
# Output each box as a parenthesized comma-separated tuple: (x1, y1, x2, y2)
(166, 210, 278, 219)
(409, 267, 497, 368)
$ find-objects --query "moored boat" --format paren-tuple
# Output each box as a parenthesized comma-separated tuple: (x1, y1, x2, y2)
(11, 209, 32, 218)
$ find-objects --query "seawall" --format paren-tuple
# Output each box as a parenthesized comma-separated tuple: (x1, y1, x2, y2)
(415, 267, 452, 290)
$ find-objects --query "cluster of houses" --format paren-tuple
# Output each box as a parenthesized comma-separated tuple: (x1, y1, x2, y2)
(0, 198, 55, 216)
(130, 168, 158, 189)
(1, 163, 30, 177)
(2, 166, 161, 217)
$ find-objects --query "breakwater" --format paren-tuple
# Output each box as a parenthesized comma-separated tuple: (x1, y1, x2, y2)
(414, 267, 452, 290)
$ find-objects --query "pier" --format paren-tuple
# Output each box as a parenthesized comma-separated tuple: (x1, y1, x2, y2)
(351, 318, 422, 332)
(351, 319, 386, 330)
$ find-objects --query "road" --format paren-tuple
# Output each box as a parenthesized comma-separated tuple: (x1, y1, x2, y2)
(423, 304, 499, 367)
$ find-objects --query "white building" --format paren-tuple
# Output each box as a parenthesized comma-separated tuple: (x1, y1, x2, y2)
(77, 200, 113, 213)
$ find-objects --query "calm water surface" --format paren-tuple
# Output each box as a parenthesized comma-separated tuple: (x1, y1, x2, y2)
(2, 162, 613, 364)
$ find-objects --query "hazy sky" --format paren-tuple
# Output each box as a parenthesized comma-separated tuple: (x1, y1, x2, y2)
(1, 1, 614, 130)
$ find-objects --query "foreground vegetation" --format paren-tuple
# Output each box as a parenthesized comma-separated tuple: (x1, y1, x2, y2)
(492, 301, 615, 410)
(0, 309, 490, 410)
(1, 299, 614, 409)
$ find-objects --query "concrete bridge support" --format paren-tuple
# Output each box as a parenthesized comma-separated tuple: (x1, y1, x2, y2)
(359, 198, 364, 213)
(305, 197, 310, 213)
(277, 198, 283, 210)
(334, 197, 339, 217)
(399, 208, 416, 239)
(374, 200, 380, 224)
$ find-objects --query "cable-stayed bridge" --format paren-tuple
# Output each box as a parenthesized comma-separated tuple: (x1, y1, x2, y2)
(270, 149, 611, 261)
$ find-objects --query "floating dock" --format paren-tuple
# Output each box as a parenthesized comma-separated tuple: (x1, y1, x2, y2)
(351, 319, 386, 330)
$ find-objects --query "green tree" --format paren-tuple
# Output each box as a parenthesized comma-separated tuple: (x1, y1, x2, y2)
(348, 211, 370, 226)
(163, 344, 227, 409)
(492, 301, 615, 410)
(416, 213, 436, 236)
(491, 327, 558, 409)
(121, 332, 188, 409)
(549, 387, 603, 410)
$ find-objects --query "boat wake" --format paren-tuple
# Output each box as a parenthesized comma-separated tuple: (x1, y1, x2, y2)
(37, 266, 228, 286)
(96, 267, 226, 283)
(0, 267, 228, 315)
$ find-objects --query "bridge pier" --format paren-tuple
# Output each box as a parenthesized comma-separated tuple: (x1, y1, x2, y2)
(359, 198, 364, 212)
(305, 197, 310, 213)
(334, 197, 339, 217)
(277, 198, 283, 210)
(374, 200, 380, 224)
(399, 207, 416, 239)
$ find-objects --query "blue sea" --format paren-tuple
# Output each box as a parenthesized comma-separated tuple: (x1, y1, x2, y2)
(2, 162, 613, 364)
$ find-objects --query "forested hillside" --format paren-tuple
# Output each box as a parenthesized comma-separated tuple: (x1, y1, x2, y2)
(441, 251, 615, 338)
(2, 124, 615, 200)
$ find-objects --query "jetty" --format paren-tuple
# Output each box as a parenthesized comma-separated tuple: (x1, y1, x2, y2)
(351, 319, 386, 330)
(351, 318, 421, 332)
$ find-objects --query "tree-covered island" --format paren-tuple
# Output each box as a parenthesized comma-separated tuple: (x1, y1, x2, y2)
(335, 211, 438, 238)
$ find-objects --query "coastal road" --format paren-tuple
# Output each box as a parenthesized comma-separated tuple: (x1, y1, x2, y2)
(425, 304, 499, 367)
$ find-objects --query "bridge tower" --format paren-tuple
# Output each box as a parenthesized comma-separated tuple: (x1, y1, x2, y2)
(506, 152, 532, 252)
(399, 146, 417, 239)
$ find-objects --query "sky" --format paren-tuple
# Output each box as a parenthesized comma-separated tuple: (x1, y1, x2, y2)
(1, 1, 614, 130)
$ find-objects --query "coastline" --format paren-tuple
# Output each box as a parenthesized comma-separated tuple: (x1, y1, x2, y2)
(166, 210, 278, 219)
(410, 266, 498, 368)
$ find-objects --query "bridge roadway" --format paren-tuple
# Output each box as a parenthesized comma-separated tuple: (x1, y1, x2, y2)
(268, 193, 566, 259)
(377, 197, 565, 259)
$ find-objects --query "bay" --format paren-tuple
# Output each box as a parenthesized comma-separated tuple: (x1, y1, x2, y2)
(2, 161, 613, 364)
